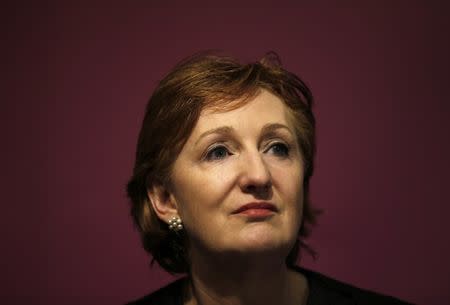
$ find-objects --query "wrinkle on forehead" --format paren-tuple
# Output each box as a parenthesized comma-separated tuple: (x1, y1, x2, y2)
(199, 89, 296, 129)
(201, 87, 264, 114)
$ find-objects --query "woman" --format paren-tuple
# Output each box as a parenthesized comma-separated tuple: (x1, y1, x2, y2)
(126, 52, 411, 305)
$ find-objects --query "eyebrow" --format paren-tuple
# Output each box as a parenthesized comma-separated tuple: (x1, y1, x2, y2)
(260, 123, 293, 136)
(195, 126, 235, 146)
(194, 123, 293, 146)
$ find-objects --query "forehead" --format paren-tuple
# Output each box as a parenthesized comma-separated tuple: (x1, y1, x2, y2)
(193, 89, 294, 134)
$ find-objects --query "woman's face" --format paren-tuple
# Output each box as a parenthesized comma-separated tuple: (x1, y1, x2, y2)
(163, 89, 304, 259)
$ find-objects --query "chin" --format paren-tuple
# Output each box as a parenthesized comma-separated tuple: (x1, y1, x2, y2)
(232, 229, 294, 255)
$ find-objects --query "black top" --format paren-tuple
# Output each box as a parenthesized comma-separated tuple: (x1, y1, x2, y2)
(126, 266, 413, 305)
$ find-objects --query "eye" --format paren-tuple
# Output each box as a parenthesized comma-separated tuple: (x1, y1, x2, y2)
(266, 142, 290, 157)
(205, 145, 231, 161)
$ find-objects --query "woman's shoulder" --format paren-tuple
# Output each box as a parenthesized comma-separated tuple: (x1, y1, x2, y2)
(295, 266, 414, 305)
(125, 268, 414, 305)
(125, 278, 185, 305)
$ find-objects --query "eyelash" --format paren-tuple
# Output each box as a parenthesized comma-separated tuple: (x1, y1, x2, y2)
(204, 145, 231, 161)
(266, 142, 290, 157)
(203, 142, 290, 161)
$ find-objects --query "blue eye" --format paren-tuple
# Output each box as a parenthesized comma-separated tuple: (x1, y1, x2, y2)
(267, 143, 289, 157)
(205, 146, 230, 161)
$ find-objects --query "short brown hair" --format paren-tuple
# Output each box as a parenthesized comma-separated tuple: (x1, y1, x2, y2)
(127, 52, 320, 274)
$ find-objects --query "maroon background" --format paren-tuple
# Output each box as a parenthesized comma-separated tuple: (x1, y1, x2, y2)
(3, 1, 449, 304)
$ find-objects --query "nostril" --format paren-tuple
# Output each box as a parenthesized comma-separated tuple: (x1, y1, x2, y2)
(246, 182, 270, 191)
(243, 182, 272, 198)
(238, 153, 272, 194)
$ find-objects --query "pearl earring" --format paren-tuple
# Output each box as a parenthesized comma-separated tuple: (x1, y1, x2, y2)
(168, 216, 183, 232)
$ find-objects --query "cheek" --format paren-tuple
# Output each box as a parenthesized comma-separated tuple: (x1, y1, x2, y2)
(273, 165, 304, 217)
(273, 158, 304, 191)
(171, 165, 234, 224)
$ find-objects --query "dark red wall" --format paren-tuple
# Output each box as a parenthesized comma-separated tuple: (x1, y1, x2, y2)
(3, 1, 449, 304)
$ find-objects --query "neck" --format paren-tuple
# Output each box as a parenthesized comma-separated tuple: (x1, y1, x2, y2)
(184, 249, 308, 305)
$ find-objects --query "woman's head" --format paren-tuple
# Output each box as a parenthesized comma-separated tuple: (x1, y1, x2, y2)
(127, 52, 319, 273)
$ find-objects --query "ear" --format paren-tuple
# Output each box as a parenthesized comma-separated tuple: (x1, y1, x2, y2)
(147, 183, 179, 224)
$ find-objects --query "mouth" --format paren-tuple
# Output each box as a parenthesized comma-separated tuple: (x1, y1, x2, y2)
(232, 202, 278, 218)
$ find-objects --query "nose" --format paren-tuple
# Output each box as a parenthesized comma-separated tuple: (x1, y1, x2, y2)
(237, 150, 272, 198)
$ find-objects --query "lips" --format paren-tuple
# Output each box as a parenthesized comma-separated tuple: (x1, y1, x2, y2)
(232, 202, 278, 216)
